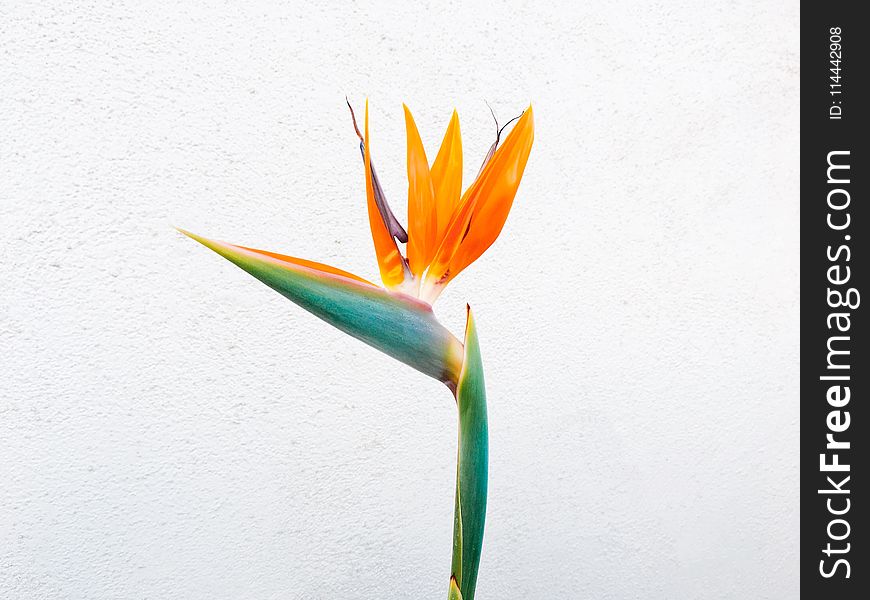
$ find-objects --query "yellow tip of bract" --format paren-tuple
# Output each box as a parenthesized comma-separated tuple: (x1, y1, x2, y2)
(448, 577, 463, 600)
(177, 226, 224, 250)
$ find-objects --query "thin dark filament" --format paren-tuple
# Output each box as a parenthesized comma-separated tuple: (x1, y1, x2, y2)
(346, 98, 409, 244)
(476, 103, 524, 178)
(466, 104, 524, 243)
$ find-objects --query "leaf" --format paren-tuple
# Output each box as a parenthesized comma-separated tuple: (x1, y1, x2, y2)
(453, 306, 488, 600)
(451, 470, 463, 588)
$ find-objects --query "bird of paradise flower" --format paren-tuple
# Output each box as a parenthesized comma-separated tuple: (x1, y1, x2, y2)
(179, 99, 533, 600)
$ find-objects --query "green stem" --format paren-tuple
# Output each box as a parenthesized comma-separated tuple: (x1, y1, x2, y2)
(450, 308, 488, 600)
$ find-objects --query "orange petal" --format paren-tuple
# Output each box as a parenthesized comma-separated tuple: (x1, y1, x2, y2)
(425, 106, 534, 293)
(347, 99, 408, 244)
(424, 177, 480, 292)
(236, 245, 375, 285)
(430, 110, 463, 249)
(364, 101, 408, 288)
(403, 105, 437, 278)
(451, 106, 534, 275)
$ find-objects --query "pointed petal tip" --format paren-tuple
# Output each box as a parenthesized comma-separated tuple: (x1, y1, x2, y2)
(402, 103, 417, 126)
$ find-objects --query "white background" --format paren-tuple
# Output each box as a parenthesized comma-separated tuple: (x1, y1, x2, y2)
(1, 1, 799, 598)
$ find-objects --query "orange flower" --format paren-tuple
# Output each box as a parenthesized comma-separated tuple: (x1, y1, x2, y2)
(353, 100, 535, 302)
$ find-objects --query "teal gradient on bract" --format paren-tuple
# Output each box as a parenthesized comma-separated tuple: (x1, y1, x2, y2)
(453, 308, 488, 600)
(180, 230, 463, 383)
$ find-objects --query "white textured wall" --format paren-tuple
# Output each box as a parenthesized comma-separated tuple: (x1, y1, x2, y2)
(1, 1, 799, 598)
